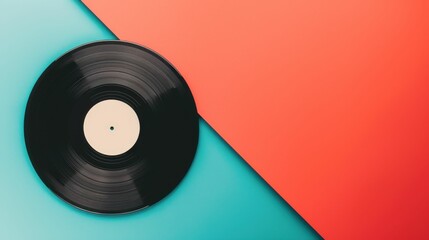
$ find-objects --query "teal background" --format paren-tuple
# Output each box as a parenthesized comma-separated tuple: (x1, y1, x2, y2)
(0, 0, 320, 239)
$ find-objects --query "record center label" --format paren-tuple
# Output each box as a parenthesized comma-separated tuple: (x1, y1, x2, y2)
(83, 99, 140, 156)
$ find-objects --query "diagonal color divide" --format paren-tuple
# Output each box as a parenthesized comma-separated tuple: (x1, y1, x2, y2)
(1, 0, 319, 239)
(82, 0, 429, 239)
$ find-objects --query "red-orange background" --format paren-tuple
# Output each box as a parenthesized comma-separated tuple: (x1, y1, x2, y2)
(83, 0, 429, 238)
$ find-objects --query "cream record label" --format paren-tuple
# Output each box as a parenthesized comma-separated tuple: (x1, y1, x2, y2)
(83, 99, 141, 156)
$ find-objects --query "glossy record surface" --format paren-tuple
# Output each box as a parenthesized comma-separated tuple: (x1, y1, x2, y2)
(24, 41, 199, 214)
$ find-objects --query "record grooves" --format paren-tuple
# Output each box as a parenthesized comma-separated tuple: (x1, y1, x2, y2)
(24, 41, 199, 214)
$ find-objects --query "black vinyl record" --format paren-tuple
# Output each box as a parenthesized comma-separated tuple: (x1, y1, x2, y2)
(24, 41, 199, 214)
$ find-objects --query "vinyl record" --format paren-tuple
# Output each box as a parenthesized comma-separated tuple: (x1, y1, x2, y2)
(24, 41, 199, 214)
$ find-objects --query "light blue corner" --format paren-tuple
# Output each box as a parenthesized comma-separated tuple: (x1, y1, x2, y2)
(0, 1, 320, 239)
